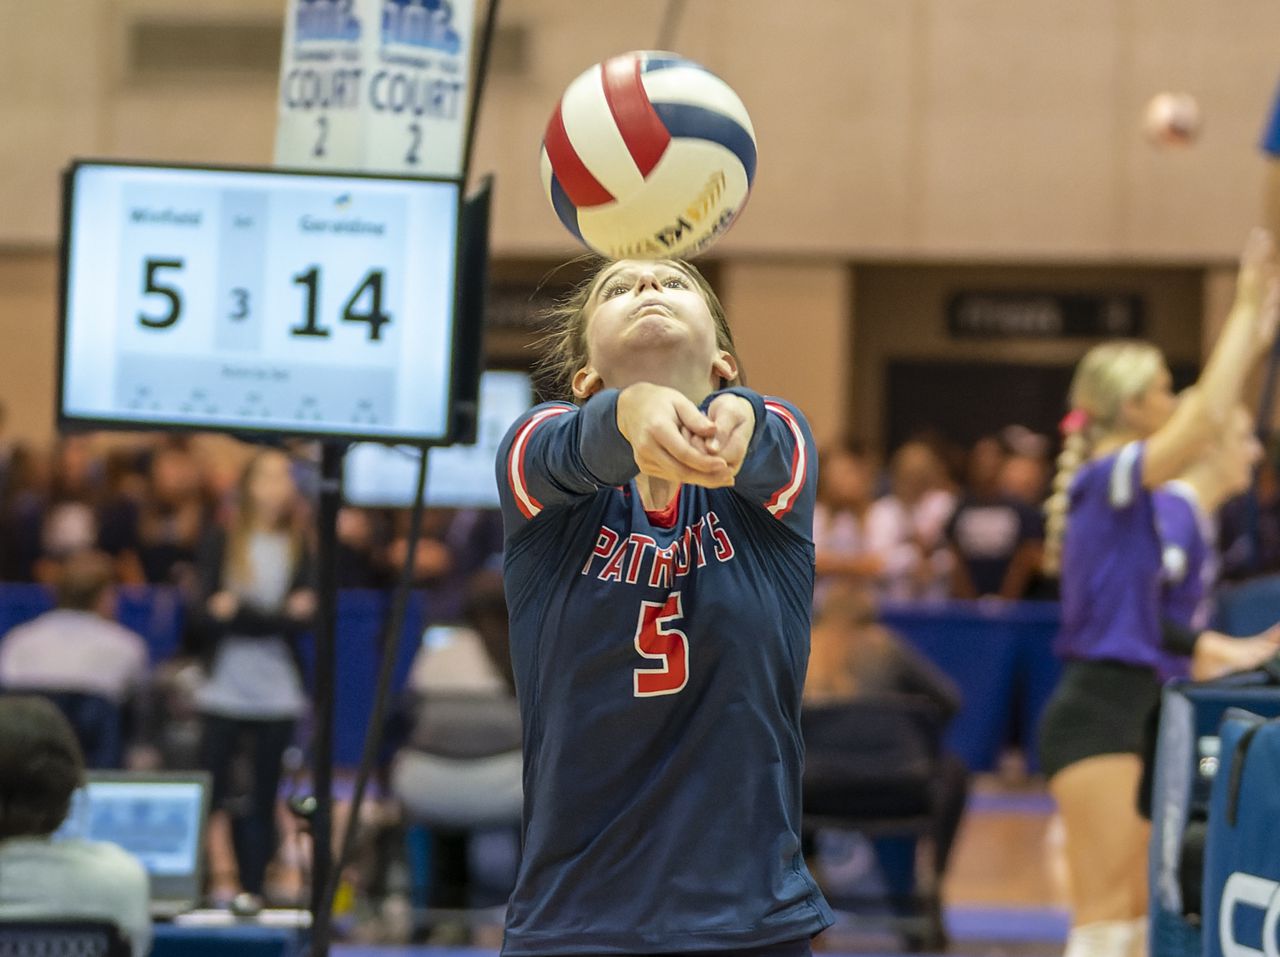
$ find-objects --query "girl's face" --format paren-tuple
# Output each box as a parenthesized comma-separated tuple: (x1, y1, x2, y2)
(246, 451, 296, 523)
(891, 443, 940, 503)
(1123, 365, 1176, 436)
(821, 451, 874, 507)
(573, 260, 734, 398)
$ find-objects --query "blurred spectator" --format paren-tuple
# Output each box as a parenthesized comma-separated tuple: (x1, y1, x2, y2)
(0, 696, 152, 956)
(1218, 438, 1280, 580)
(998, 450, 1050, 508)
(33, 437, 103, 584)
(433, 508, 506, 620)
(385, 506, 496, 623)
(865, 442, 956, 601)
(807, 584, 963, 715)
(999, 424, 1051, 463)
(814, 440, 884, 600)
(946, 436, 1044, 600)
(0, 443, 46, 581)
(804, 583, 969, 892)
(386, 508, 455, 589)
(336, 506, 391, 588)
(95, 447, 149, 575)
(0, 550, 149, 705)
(189, 448, 316, 908)
(115, 443, 212, 588)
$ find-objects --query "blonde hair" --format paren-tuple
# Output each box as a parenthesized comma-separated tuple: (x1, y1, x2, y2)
(1042, 341, 1166, 576)
(224, 449, 306, 592)
(532, 257, 742, 402)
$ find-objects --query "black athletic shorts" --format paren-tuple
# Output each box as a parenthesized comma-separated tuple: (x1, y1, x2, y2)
(1037, 659, 1163, 780)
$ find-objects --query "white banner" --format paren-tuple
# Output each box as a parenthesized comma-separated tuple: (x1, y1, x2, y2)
(275, 0, 475, 178)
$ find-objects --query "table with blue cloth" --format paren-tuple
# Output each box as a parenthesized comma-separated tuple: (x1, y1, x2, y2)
(152, 922, 306, 957)
(881, 599, 1062, 771)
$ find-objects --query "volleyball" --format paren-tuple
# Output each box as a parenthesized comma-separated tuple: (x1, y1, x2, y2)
(539, 50, 757, 260)
(1143, 92, 1201, 147)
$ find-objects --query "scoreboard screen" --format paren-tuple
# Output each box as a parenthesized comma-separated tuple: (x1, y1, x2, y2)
(59, 160, 464, 444)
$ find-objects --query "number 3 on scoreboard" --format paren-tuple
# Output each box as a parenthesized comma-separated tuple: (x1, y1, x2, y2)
(633, 593, 688, 697)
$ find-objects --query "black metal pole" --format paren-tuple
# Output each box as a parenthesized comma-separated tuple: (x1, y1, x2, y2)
(460, 0, 502, 183)
(308, 442, 344, 956)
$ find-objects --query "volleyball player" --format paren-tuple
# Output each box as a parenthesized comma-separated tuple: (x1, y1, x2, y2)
(495, 259, 834, 956)
(1039, 231, 1280, 957)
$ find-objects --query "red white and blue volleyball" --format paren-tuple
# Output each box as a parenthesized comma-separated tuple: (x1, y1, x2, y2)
(539, 51, 757, 260)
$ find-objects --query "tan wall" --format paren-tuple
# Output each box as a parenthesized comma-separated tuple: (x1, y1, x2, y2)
(719, 260, 852, 446)
(0, 253, 61, 444)
(3, 1, 1279, 259)
(5, 1, 1278, 448)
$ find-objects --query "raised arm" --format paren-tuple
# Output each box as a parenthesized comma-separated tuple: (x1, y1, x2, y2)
(1143, 230, 1280, 487)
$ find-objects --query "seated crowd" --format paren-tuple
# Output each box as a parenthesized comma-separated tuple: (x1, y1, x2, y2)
(0, 418, 1223, 945)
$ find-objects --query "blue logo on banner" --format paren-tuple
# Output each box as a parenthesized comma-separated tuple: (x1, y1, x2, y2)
(295, 0, 362, 44)
(381, 0, 461, 54)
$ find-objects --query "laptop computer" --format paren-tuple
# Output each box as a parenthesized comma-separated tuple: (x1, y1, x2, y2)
(53, 770, 212, 920)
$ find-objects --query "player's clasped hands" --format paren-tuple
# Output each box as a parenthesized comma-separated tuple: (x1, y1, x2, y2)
(617, 383, 752, 488)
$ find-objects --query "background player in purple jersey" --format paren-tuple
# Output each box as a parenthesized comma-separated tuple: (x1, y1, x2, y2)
(1038, 233, 1280, 957)
(495, 258, 833, 956)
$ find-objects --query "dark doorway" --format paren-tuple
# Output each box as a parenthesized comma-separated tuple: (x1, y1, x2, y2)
(885, 359, 1198, 455)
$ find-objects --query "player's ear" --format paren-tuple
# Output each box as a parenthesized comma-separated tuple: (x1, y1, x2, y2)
(711, 352, 739, 386)
(572, 366, 604, 400)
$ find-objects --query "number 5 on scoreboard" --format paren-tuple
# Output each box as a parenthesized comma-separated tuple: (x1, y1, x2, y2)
(633, 593, 688, 697)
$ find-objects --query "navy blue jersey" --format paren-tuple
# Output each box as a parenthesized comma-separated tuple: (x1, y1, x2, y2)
(496, 386, 834, 955)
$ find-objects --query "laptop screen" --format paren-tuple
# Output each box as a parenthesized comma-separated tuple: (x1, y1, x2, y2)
(54, 771, 210, 906)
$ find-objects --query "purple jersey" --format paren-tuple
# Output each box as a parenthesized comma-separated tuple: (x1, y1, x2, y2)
(496, 387, 833, 955)
(1153, 483, 1219, 680)
(1265, 76, 1280, 157)
(1056, 441, 1168, 669)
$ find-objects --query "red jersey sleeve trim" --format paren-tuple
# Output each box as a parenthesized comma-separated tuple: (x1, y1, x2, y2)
(762, 401, 807, 520)
(508, 406, 572, 519)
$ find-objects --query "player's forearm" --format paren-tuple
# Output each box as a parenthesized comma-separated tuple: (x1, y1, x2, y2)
(583, 389, 642, 485)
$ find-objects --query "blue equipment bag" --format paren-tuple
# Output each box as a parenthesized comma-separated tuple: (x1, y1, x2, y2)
(1148, 677, 1280, 957)
(1203, 709, 1280, 957)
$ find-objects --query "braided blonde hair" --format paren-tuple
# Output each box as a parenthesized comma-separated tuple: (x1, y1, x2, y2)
(1042, 341, 1166, 576)
(531, 257, 742, 402)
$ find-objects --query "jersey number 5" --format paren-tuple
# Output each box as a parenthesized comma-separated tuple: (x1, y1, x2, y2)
(633, 593, 688, 697)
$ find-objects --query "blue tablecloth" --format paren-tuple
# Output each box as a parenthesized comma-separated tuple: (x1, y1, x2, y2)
(152, 923, 305, 957)
(882, 600, 1061, 771)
